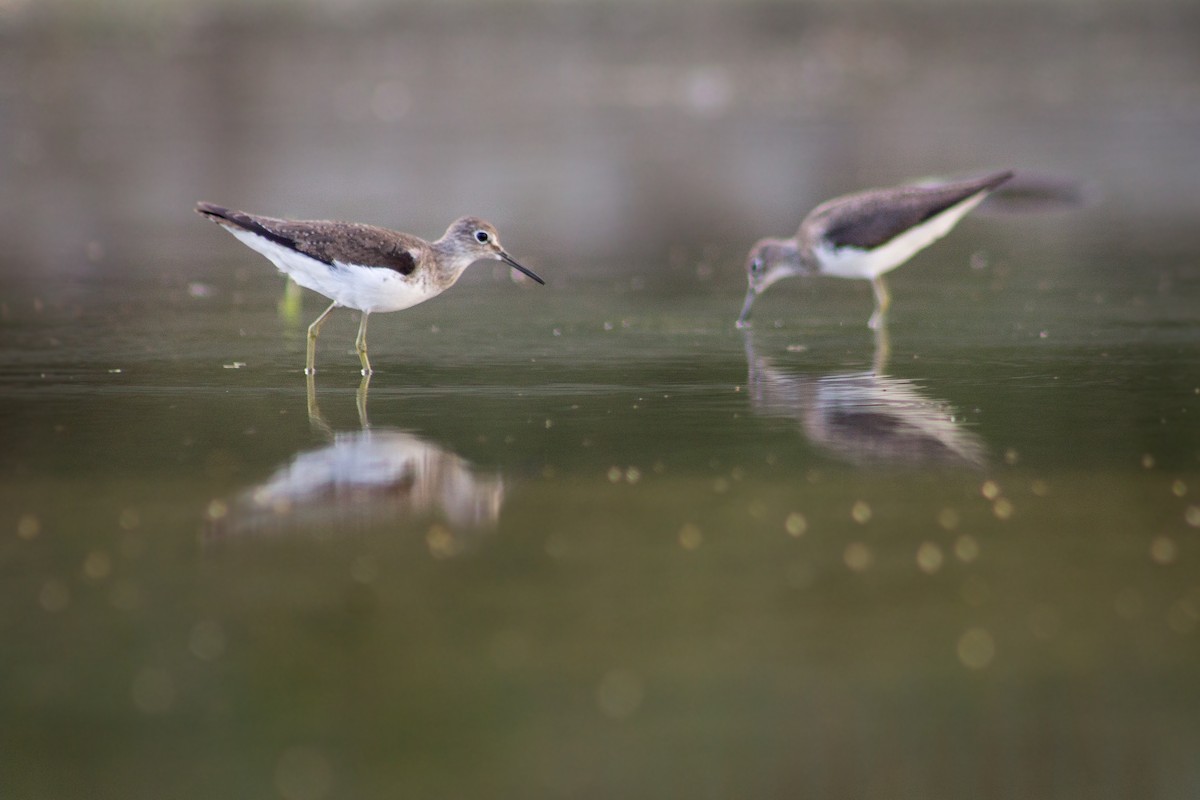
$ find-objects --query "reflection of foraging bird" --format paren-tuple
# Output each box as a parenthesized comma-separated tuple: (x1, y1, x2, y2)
(738, 170, 1013, 330)
(196, 204, 544, 375)
(742, 332, 986, 468)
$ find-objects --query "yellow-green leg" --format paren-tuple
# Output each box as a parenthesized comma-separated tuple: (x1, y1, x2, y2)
(306, 301, 338, 375)
(868, 276, 892, 331)
(356, 373, 372, 429)
(355, 312, 372, 376)
(305, 371, 333, 437)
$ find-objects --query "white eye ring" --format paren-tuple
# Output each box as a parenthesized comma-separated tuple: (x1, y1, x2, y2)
(474, 230, 490, 244)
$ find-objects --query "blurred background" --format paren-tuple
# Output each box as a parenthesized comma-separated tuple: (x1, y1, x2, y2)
(3, 0, 1198, 287)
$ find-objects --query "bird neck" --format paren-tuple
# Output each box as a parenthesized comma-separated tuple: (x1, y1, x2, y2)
(430, 239, 477, 283)
(760, 239, 812, 291)
(781, 239, 816, 276)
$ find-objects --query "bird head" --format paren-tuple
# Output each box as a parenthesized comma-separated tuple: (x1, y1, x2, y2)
(444, 217, 544, 285)
(737, 237, 804, 327)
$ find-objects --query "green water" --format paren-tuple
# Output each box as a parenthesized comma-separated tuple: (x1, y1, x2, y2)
(2, 257, 1197, 797)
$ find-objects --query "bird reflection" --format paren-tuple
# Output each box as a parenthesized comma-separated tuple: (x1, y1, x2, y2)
(744, 329, 986, 468)
(208, 376, 505, 541)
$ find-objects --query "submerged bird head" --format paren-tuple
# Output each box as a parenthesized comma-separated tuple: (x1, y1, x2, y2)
(737, 237, 808, 327)
(439, 217, 545, 285)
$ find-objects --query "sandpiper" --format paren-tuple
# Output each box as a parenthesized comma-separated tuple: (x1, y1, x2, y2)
(737, 170, 1013, 330)
(196, 203, 544, 375)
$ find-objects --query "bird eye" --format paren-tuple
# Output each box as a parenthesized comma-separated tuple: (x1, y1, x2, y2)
(751, 257, 764, 274)
(474, 230, 491, 244)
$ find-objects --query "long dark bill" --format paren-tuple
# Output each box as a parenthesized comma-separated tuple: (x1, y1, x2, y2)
(736, 286, 757, 328)
(501, 252, 545, 285)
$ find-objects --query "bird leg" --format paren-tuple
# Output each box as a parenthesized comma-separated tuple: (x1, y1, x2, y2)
(872, 323, 892, 376)
(305, 372, 334, 438)
(306, 301, 339, 375)
(356, 374, 372, 429)
(355, 312, 372, 376)
(868, 276, 892, 331)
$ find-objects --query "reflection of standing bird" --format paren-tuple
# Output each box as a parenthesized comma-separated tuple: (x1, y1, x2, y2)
(208, 378, 507, 542)
(223, 429, 506, 536)
(738, 171, 1013, 330)
(196, 204, 544, 375)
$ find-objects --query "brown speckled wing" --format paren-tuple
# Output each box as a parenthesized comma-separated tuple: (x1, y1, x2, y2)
(196, 204, 420, 275)
(279, 221, 421, 276)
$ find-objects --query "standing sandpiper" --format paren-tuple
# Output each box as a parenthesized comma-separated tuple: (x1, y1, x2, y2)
(737, 170, 1013, 330)
(196, 204, 544, 375)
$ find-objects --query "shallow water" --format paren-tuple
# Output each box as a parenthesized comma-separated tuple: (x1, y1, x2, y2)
(3, 2, 1200, 798)
(3, 256, 1199, 797)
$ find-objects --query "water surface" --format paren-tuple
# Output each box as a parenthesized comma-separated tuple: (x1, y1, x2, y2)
(3, 257, 1198, 797)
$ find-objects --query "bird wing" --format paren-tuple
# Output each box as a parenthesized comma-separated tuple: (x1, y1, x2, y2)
(807, 171, 1013, 251)
(196, 203, 420, 275)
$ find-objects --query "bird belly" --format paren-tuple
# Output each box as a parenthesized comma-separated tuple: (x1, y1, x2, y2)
(815, 191, 988, 280)
(814, 244, 894, 280)
(330, 263, 436, 313)
(224, 227, 436, 313)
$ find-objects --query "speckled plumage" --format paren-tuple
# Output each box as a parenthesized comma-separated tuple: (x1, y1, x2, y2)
(197, 205, 422, 275)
